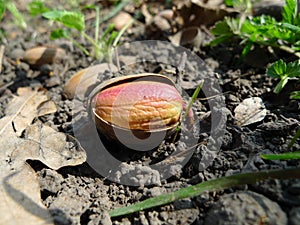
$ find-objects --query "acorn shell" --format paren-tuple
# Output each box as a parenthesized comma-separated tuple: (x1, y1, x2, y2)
(89, 73, 182, 148)
(23, 46, 65, 67)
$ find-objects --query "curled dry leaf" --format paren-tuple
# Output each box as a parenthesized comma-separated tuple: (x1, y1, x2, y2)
(23, 46, 66, 68)
(234, 97, 267, 126)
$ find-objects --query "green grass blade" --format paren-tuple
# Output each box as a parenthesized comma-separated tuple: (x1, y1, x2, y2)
(182, 80, 204, 122)
(288, 127, 300, 149)
(6, 2, 26, 28)
(109, 167, 300, 217)
(261, 151, 300, 160)
(112, 18, 134, 47)
(99, 0, 130, 24)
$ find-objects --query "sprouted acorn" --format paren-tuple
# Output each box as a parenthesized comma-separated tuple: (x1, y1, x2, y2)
(89, 74, 184, 146)
(93, 80, 182, 130)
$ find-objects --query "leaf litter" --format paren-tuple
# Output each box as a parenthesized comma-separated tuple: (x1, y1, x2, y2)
(234, 97, 267, 126)
(0, 87, 86, 224)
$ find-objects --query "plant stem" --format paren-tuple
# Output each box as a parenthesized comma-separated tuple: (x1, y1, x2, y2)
(69, 36, 90, 56)
(95, 6, 100, 45)
(109, 167, 300, 217)
(81, 31, 99, 49)
(274, 76, 289, 94)
(81, 31, 101, 59)
(112, 18, 134, 47)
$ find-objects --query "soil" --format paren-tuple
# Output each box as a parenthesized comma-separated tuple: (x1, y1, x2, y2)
(1, 1, 299, 225)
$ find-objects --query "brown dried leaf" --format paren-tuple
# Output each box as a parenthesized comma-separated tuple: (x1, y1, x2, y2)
(0, 164, 53, 225)
(0, 87, 86, 224)
(4, 87, 57, 136)
(23, 122, 87, 170)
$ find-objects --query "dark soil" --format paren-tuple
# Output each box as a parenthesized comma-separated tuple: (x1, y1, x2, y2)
(1, 1, 299, 225)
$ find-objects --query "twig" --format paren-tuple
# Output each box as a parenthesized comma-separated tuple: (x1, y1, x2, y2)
(0, 45, 5, 73)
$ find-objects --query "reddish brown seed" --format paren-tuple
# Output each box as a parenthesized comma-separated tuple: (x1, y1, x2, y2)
(93, 80, 183, 130)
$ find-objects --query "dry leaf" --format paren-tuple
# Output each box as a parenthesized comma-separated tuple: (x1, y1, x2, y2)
(4, 87, 57, 136)
(24, 122, 87, 170)
(0, 119, 86, 171)
(234, 97, 267, 126)
(0, 164, 53, 225)
(0, 87, 86, 224)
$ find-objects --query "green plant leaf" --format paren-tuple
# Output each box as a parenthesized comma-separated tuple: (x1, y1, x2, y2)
(282, 0, 298, 25)
(81, 4, 96, 10)
(286, 60, 300, 77)
(290, 91, 300, 99)
(42, 10, 85, 31)
(261, 151, 300, 160)
(109, 167, 300, 217)
(28, 0, 49, 17)
(224, 0, 233, 6)
(101, 23, 115, 41)
(0, 0, 5, 21)
(50, 29, 68, 40)
(209, 20, 235, 46)
(266, 59, 287, 78)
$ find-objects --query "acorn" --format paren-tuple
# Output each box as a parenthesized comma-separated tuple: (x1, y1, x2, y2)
(89, 73, 183, 148)
(23, 46, 65, 67)
(63, 64, 118, 99)
(111, 11, 133, 31)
